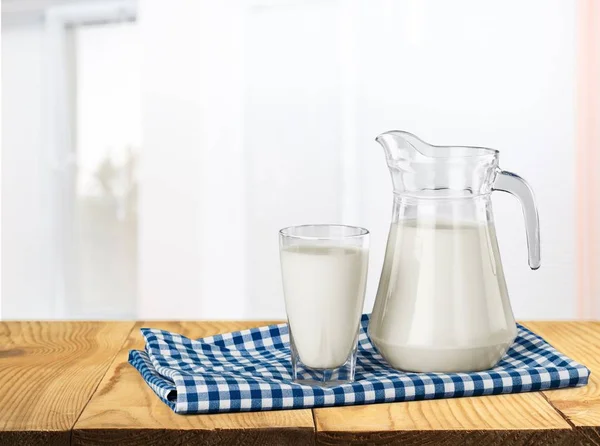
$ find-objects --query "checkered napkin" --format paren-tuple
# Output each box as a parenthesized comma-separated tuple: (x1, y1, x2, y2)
(129, 315, 589, 414)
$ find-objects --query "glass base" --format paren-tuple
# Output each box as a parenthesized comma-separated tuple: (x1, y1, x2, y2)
(291, 349, 357, 387)
(293, 376, 353, 387)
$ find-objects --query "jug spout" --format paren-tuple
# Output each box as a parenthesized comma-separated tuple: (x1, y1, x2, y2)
(375, 131, 401, 162)
(375, 130, 429, 165)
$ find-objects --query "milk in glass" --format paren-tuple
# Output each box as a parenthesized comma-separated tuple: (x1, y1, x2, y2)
(281, 245, 368, 369)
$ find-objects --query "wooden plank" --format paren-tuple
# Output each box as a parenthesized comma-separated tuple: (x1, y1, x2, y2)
(314, 322, 592, 444)
(525, 321, 600, 444)
(73, 321, 315, 446)
(0, 321, 134, 446)
(314, 393, 574, 445)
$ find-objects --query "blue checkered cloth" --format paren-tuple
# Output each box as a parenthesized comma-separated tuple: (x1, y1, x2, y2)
(129, 314, 589, 414)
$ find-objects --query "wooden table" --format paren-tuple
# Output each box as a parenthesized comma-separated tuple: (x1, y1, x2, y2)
(1, 321, 599, 445)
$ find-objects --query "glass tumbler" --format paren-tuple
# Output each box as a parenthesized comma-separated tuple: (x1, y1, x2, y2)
(279, 225, 369, 386)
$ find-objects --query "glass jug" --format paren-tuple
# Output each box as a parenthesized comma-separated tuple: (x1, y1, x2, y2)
(368, 130, 540, 373)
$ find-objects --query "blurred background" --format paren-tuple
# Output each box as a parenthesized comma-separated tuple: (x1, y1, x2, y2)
(1, 0, 599, 320)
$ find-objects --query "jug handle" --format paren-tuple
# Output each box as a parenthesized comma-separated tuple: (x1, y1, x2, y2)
(493, 170, 541, 270)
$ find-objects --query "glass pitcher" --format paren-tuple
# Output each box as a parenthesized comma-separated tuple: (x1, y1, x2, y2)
(368, 130, 540, 373)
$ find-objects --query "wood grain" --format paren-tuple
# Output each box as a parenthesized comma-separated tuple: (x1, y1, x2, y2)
(0, 321, 134, 446)
(2, 321, 599, 445)
(313, 321, 597, 445)
(525, 321, 600, 443)
(314, 394, 575, 445)
(73, 321, 315, 446)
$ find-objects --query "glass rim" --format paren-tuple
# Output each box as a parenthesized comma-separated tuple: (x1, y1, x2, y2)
(279, 224, 369, 240)
(377, 130, 500, 160)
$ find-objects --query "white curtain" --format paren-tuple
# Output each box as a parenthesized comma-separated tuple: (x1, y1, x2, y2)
(138, 0, 578, 320)
(0, 0, 583, 320)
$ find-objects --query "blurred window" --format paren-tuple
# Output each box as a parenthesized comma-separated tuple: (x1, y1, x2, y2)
(69, 21, 141, 318)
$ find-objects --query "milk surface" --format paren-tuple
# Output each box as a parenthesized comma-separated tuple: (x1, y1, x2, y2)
(281, 245, 368, 369)
(369, 220, 517, 372)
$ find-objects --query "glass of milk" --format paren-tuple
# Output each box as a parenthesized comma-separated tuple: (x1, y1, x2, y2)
(279, 225, 369, 386)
